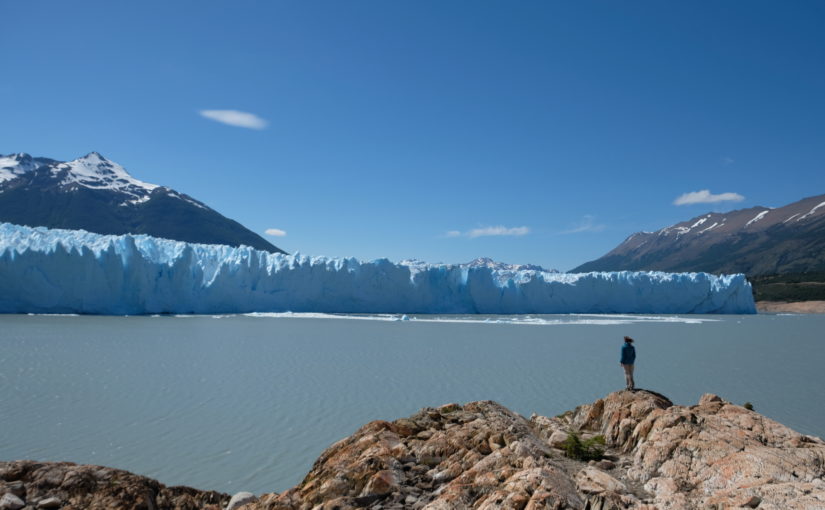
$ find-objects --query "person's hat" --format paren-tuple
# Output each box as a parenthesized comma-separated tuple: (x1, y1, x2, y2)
(624, 336, 634, 342)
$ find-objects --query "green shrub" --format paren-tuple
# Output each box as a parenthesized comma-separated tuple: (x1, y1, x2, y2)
(562, 431, 605, 461)
(744, 402, 754, 411)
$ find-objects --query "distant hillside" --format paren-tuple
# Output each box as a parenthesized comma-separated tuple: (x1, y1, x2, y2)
(0, 152, 284, 253)
(749, 273, 825, 302)
(573, 193, 825, 276)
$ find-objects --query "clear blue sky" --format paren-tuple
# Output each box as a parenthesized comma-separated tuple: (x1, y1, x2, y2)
(2, 1, 824, 270)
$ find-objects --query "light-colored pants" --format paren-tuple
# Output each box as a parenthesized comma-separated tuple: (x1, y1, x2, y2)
(622, 363, 635, 390)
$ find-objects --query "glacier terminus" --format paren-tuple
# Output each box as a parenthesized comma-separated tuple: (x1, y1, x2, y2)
(0, 223, 756, 315)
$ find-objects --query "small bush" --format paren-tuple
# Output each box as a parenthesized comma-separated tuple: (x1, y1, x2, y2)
(744, 402, 754, 411)
(562, 431, 605, 461)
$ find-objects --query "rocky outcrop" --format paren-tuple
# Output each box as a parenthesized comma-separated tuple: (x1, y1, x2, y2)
(258, 401, 584, 510)
(252, 391, 825, 510)
(0, 461, 229, 510)
(556, 391, 825, 509)
(4, 391, 825, 509)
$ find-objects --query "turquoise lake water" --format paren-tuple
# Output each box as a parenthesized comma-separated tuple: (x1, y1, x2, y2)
(1, 313, 824, 494)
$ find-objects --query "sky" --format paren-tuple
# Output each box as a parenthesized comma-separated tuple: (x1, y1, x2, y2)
(2, 1, 824, 271)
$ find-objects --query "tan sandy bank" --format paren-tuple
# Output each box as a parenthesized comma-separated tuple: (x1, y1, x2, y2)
(757, 300, 825, 314)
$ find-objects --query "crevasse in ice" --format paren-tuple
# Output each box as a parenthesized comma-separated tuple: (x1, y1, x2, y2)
(0, 223, 756, 315)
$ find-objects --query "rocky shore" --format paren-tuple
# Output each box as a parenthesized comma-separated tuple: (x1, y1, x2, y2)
(4, 390, 825, 510)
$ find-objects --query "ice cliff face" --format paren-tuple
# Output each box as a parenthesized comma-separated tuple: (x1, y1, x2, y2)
(0, 223, 756, 315)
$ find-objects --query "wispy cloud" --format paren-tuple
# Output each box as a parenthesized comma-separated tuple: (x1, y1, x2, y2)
(722, 157, 735, 165)
(673, 189, 744, 206)
(265, 228, 287, 237)
(561, 215, 605, 234)
(444, 226, 530, 238)
(469, 226, 529, 238)
(199, 109, 268, 130)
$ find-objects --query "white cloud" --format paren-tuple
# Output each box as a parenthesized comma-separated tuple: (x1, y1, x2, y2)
(199, 110, 268, 130)
(673, 189, 745, 206)
(265, 228, 287, 237)
(722, 157, 735, 165)
(561, 215, 605, 234)
(443, 225, 530, 239)
(468, 226, 529, 238)
(444, 226, 529, 238)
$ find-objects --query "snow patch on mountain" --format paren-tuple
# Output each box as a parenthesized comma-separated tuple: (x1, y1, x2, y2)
(0, 153, 39, 183)
(0, 151, 214, 209)
(798, 201, 825, 222)
(52, 152, 158, 200)
(690, 217, 708, 229)
(0, 223, 756, 315)
(745, 210, 769, 227)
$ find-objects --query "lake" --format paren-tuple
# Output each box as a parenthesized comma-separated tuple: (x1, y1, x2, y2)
(1, 313, 823, 494)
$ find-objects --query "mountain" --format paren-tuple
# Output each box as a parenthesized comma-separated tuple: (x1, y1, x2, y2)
(461, 256, 556, 273)
(0, 152, 284, 253)
(399, 257, 557, 273)
(572, 193, 825, 275)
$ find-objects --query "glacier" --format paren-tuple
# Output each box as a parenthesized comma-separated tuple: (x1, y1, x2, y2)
(0, 223, 756, 315)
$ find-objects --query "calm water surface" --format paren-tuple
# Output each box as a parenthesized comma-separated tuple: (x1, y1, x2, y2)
(1, 313, 824, 494)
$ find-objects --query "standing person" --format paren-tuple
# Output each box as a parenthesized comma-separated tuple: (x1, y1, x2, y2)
(620, 336, 636, 390)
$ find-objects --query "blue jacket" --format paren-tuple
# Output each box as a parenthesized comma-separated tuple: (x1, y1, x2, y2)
(620, 343, 636, 365)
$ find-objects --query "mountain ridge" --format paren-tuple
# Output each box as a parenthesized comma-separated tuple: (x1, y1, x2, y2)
(573, 193, 825, 276)
(0, 152, 284, 253)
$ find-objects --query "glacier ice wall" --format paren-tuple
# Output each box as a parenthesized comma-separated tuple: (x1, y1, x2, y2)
(0, 223, 756, 315)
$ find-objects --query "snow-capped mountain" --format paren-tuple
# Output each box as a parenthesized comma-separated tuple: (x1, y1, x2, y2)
(572, 193, 825, 275)
(399, 257, 557, 274)
(0, 152, 284, 253)
(462, 257, 555, 273)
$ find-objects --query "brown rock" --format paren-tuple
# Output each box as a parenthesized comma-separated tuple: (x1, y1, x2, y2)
(699, 393, 724, 405)
(740, 495, 762, 508)
(360, 470, 396, 497)
(437, 403, 461, 414)
(0, 494, 24, 510)
(36, 497, 61, 509)
(5, 482, 25, 499)
(575, 467, 626, 494)
(596, 460, 615, 471)
(391, 419, 419, 437)
(0, 461, 229, 510)
(548, 431, 569, 449)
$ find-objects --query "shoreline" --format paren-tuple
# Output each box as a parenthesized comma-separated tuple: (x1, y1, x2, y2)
(756, 300, 825, 314)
